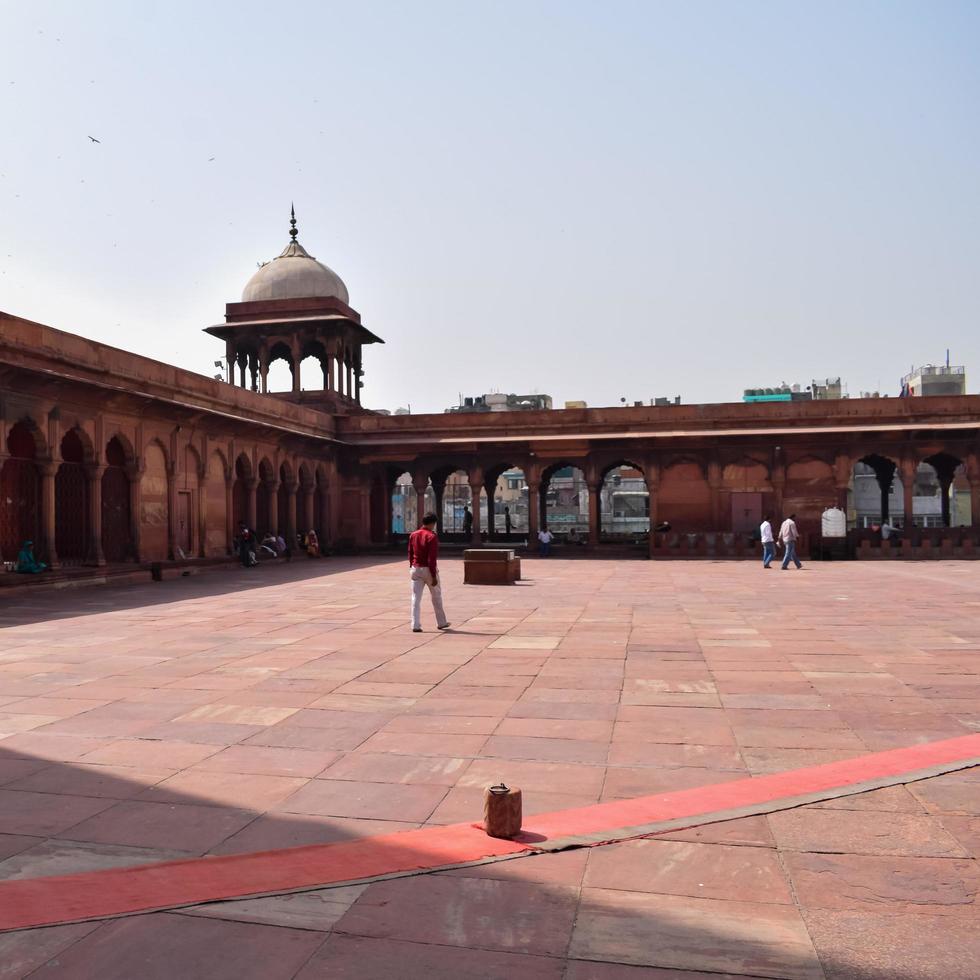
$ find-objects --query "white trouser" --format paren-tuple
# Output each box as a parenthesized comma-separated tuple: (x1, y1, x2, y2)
(410, 566, 447, 630)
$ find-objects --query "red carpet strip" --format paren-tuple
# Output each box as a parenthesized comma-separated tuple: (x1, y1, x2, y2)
(1, 732, 978, 932)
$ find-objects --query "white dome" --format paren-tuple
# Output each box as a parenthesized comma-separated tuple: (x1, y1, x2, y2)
(242, 213, 350, 304)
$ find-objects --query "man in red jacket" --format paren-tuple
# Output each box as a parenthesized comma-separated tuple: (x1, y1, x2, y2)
(408, 513, 450, 633)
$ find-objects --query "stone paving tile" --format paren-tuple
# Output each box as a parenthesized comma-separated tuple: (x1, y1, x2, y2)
(0, 838, 192, 880)
(784, 851, 980, 914)
(335, 874, 581, 957)
(0, 922, 101, 980)
(767, 807, 970, 857)
(584, 839, 795, 904)
(296, 934, 564, 980)
(24, 912, 325, 980)
(803, 908, 980, 979)
(570, 888, 824, 979)
(272, 777, 448, 821)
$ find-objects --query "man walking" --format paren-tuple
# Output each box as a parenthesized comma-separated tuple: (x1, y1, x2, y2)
(759, 515, 775, 568)
(408, 513, 450, 633)
(779, 513, 803, 570)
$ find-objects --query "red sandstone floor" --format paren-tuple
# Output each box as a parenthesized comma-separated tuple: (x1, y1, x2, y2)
(0, 557, 978, 978)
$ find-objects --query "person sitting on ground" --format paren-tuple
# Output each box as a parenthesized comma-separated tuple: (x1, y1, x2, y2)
(881, 520, 901, 541)
(306, 529, 320, 557)
(16, 540, 47, 574)
(567, 527, 585, 546)
(260, 533, 278, 557)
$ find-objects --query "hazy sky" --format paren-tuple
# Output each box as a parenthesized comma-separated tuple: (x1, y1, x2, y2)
(2, 1, 978, 413)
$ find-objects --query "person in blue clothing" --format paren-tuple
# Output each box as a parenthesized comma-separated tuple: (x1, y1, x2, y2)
(16, 541, 47, 574)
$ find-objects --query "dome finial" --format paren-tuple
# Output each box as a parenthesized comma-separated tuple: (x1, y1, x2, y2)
(289, 203, 298, 242)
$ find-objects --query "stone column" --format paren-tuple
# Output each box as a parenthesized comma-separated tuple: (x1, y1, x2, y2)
(268, 480, 280, 534)
(285, 481, 298, 545)
(301, 484, 314, 535)
(432, 478, 447, 535)
(0, 450, 6, 569)
(225, 472, 235, 554)
(587, 480, 600, 546)
(226, 340, 236, 384)
(645, 465, 660, 559)
(413, 478, 428, 531)
(40, 461, 59, 568)
(237, 353, 247, 389)
(346, 357, 353, 401)
(127, 463, 143, 562)
(197, 466, 208, 558)
(707, 459, 722, 528)
(291, 338, 302, 394)
(166, 460, 178, 560)
(87, 464, 106, 565)
(246, 477, 258, 531)
(259, 344, 269, 394)
(469, 481, 483, 545)
(900, 458, 916, 528)
(527, 478, 541, 551)
(833, 454, 852, 512)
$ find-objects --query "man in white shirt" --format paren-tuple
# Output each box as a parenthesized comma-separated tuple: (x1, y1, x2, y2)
(537, 528, 554, 557)
(779, 514, 803, 570)
(759, 516, 775, 568)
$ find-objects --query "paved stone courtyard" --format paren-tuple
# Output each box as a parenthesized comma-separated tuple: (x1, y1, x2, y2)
(0, 557, 978, 978)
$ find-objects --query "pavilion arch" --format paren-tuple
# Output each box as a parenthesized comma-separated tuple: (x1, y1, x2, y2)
(102, 435, 134, 561)
(426, 463, 472, 537)
(299, 339, 329, 391)
(266, 342, 294, 393)
(721, 455, 771, 491)
(484, 460, 528, 538)
(851, 453, 902, 527)
(541, 460, 588, 534)
(919, 452, 966, 528)
(55, 427, 92, 563)
(658, 455, 711, 532)
(1, 419, 44, 562)
(596, 459, 648, 540)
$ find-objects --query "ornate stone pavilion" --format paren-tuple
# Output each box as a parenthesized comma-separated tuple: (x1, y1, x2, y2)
(2, 212, 980, 570)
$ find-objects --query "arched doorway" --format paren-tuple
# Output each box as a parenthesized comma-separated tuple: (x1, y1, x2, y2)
(437, 469, 471, 538)
(659, 459, 711, 531)
(485, 464, 527, 540)
(600, 462, 648, 540)
(101, 437, 132, 561)
(56, 429, 89, 564)
(391, 472, 416, 536)
(542, 463, 588, 536)
(1, 421, 42, 563)
(918, 453, 963, 528)
(207, 451, 229, 555)
(851, 455, 902, 527)
(140, 442, 170, 561)
(232, 455, 250, 529)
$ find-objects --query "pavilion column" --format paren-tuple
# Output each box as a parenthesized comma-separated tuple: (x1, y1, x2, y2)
(39, 461, 59, 568)
(86, 464, 106, 565)
(128, 463, 142, 562)
(224, 473, 235, 553)
(587, 480, 600, 547)
(327, 354, 335, 392)
(291, 339, 301, 394)
(939, 473, 954, 527)
(259, 346, 269, 394)
(527, 478, 541, 551)
(900, 458, 916, 527)
(246, 477, 258, 531)
(301, 484, 314, 535)
(413, 479, 428, 531)
(833, 454, 852, 511)
(469, 481, 483, 545)
(237, 353, 247, 389)
(226, 341, 237, 384)
(166, 460, 178, 560)
(0, 450, 6, 569)
(485, 482, 496, 539)
(269, 480, 280, 534)
(346, 356, 353, 402)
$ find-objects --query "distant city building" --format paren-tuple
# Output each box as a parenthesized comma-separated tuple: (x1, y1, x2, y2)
(446, 392, 553, 413)
(564, 400, 588, 409)
(743, 378, 843, 403)
(900, 364, 966, 397)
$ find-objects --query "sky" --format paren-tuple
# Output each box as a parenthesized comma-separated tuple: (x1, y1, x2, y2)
(1, 1, 978, 413)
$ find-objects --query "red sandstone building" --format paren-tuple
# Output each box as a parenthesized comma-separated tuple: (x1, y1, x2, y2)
(3, 216, 980, 572)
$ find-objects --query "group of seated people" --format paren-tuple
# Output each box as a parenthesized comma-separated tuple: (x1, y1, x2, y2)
(236, 525, 322, 567)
